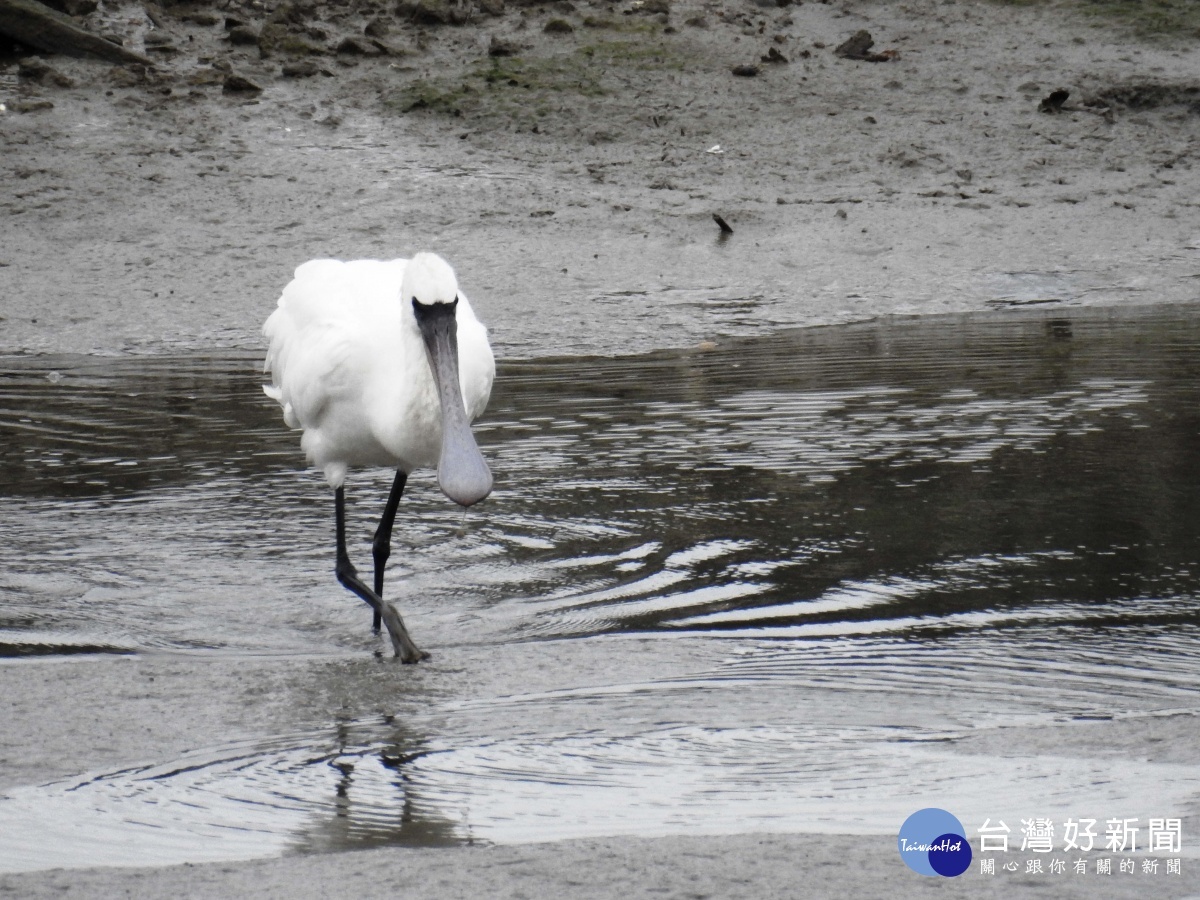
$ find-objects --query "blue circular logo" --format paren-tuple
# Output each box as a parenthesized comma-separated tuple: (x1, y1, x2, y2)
(898, 808, 972, 877)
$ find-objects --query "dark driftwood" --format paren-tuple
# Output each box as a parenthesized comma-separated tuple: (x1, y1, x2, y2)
(0, 0, 153, 64)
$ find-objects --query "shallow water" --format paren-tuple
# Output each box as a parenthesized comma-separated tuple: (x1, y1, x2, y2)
(1, 305, 1199, 871)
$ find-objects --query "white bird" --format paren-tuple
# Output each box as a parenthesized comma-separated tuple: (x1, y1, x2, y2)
(263, 252, 494, 662)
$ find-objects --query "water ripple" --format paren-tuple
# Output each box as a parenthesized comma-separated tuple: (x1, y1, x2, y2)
(1, 305, 1198, 871)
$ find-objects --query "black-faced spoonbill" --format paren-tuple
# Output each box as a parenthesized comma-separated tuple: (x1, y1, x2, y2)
(263, 252, 494, 662)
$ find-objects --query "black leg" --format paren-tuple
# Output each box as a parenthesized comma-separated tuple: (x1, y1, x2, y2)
(334, 485, 429, 663)
(371, 470, 408, 633)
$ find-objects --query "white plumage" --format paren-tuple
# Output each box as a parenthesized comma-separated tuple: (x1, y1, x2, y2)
(262, 252, 495, 662)
(263, 255, 494, 487)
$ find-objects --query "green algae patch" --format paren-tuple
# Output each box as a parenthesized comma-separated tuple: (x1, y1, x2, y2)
(383, 36, 686, 120)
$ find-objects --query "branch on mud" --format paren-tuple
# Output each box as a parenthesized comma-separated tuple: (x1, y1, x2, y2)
(0, 0, 153, 65)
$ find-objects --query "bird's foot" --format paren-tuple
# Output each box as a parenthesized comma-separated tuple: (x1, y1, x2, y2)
(401, 645, 432, 664)
(336, 554, 427, 661)
(378, 600, 430, 663)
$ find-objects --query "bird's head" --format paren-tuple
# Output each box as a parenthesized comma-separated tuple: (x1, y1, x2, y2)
(402, 251, 460, 309)
(404, 252, 492, 508)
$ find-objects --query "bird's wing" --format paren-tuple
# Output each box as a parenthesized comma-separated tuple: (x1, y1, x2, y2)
(263, 258, 384, 409)
(450, 290, 496, 422)
(262, 258, 412, 469)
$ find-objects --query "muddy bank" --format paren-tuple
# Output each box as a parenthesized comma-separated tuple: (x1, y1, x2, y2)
(1, 0, 1198, 359)
(3, 831, 1199, 899)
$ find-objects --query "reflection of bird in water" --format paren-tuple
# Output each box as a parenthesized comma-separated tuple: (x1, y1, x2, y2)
(263, 252, 494, 661)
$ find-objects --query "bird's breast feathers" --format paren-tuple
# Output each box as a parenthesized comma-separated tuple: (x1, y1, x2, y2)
(263, 256, 493, 473)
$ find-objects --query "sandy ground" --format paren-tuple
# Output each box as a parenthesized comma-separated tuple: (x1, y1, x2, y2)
(2, 0, 1200, 893)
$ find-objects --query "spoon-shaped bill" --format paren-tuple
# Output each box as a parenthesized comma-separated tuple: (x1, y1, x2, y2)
(414, 299, 493, 506)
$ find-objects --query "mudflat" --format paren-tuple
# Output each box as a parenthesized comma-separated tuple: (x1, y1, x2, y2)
(1, 0, 1198, 359)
